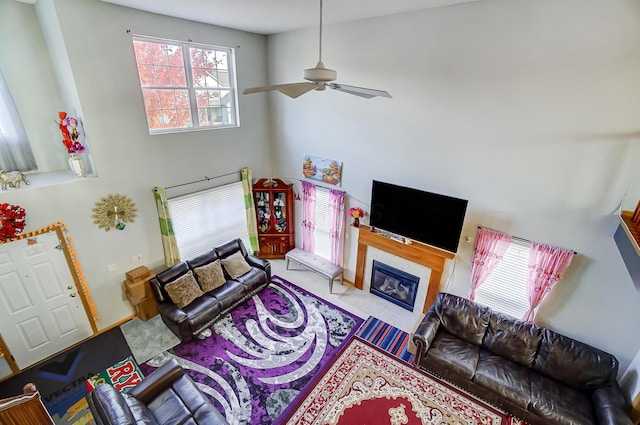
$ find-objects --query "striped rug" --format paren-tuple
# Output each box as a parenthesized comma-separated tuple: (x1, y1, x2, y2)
(355, 316, 414, 363)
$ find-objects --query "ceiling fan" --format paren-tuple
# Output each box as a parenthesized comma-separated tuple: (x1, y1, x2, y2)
(242, 0, 392, 100)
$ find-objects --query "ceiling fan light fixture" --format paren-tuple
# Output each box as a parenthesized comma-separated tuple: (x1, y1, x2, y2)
(303, 62, 337, 82)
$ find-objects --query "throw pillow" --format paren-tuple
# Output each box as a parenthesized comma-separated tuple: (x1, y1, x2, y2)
(194, 260, 227, 292)
(221, 251, 252, 278)
(164, 271, 203, 308)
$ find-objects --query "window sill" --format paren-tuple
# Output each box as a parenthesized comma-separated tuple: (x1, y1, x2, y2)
(5, 170, 95, 192)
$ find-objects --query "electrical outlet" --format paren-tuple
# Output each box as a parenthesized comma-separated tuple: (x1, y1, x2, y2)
(131, 255, 142, 263)
(107, 263, 117, 272)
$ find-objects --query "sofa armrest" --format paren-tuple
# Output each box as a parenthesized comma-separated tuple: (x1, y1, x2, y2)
(128, 359, 184, 405)
(86, 383, 135, 425)
(246, 255, 271, 277)
(592, 384, 634, 425)
(412, 310, 441, 368)
(158, 302, 187, 322)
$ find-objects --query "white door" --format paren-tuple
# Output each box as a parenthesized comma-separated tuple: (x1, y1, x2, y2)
(0, 231, 93, 369)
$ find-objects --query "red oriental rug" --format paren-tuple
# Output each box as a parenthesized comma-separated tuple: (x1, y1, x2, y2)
(277, 337, 524, 425)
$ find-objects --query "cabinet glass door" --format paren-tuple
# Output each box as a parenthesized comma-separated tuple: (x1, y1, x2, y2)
(274, 192, 287, 233)
(256, 192, 271, 232)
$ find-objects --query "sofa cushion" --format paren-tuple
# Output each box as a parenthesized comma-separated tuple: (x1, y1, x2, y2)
(435, 293, 490, 346)
(530, 370, 597, 425)
(221, 251, 252, 278)
(153, 262, 190, 302)
(423, 330, 479, 380)
(473, 349, 531, 409)
(165, 271, 204, 309)
(482, 312, 542, 368)
(123, 393, 160, 425)
(187, 249, 219, 269)
(210, 280, 247, 311)
(194, 260, 227, 292)
(233, 267, 268, 294)
(532, 329, 617, 389)
(182, 296, 221, 332)
(215, 238, 247, 258)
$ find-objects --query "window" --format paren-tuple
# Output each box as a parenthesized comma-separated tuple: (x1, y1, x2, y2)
(132, 36, 238, 134)
(313, 188, 331, 260)
(168, 181, 249, 260)
(474, 241, 530, 320)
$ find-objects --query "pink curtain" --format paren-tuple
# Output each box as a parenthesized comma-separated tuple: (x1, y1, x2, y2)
(301, 181, 316, 252)
(328, 189, 345, 266)
(523, 243, 574, 322)
(468, 228, 512, 301)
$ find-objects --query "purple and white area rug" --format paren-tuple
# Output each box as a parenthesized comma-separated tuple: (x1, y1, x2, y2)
(139, 275, 364, 425)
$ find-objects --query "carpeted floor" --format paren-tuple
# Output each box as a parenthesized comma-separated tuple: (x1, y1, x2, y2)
(276, 337, 516, 425)
(140, 275, 364, 425)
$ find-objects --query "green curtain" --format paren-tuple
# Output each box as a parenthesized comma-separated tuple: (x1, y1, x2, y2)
(241, 168, 260, 254)
(153, 187, 180, 266)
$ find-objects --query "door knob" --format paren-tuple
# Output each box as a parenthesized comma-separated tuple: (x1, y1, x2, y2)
(69, 293, 77, 297)
(67, 286, 73, 290)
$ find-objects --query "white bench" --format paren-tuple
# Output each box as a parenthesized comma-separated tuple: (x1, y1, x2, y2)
(285, 248, 344, 293)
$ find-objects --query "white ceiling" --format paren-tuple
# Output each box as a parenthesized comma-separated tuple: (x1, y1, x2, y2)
(99, 0, 482, 35)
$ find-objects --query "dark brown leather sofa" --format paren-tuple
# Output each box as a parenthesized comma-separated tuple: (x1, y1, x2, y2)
(150, 239, 271, 343)
(87, 358, 229, 425)
(412, 292, 632, 425)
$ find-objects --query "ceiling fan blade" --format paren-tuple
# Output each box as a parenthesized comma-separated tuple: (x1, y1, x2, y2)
(328, 83, 392, 99)
(243, 82, 321, 98)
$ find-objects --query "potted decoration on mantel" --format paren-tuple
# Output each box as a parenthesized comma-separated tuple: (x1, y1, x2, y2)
(58, 111, 86, 177)
(349, 207, 365, 227)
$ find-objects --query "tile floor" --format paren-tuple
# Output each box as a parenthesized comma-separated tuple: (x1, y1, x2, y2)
(271, 259, 423, 333)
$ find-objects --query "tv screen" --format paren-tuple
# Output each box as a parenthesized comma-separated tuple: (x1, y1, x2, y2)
(370, 180, 468, 253)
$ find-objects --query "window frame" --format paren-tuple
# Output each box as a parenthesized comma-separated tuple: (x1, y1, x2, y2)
(131, 35, 240, 135)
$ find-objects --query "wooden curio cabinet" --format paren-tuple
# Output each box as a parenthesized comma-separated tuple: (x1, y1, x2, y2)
(253, 178, 295, 258)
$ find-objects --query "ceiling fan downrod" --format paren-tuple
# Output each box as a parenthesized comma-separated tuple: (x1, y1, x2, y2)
(304, 0, 337, 83)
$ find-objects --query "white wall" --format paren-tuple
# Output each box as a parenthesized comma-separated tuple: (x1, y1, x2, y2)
(266, 0, 640, 381)
(0, 0, 67, 172)
(0, 0, 271, 329)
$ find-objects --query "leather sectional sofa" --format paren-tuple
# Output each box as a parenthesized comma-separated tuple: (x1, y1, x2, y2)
(87, 358, 229, 425)
(150, 238, 271, 343)
(412, 292, 632, 425)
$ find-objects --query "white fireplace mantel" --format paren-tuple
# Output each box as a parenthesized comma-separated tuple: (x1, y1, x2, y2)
(354, 225, 455, 313)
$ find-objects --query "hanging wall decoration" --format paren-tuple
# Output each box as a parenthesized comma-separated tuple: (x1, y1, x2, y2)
(302, 154, 343, 186)
(0, 203, 26, 241)
(92, 194, 137, 231)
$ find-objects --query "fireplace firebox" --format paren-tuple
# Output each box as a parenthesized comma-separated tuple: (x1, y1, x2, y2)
(370, 260, 419, 312)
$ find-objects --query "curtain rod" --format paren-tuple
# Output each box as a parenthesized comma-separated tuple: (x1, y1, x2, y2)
(283, 176, 346, 193)
(158, 170, 242, 191)
(477, 226, 578, 255)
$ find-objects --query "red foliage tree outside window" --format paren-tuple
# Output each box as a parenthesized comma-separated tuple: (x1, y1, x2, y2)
(132, 37, 237, 133)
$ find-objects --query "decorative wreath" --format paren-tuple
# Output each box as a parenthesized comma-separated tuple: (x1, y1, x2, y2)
(91, 193, 137, 231)
(0, 203, 27, 240)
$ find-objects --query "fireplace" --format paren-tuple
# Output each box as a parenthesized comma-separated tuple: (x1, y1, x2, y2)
(370, 260, 420, 312)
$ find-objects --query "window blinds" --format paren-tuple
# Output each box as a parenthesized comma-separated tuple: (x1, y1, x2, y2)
(168, 181, 250, 260)
(474, 241, 531, 320)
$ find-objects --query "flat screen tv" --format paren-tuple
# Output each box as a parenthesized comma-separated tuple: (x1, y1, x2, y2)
(370, 180, 468, 253)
